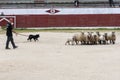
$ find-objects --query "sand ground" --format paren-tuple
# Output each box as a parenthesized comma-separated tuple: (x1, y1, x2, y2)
(0, 31, 120, 80)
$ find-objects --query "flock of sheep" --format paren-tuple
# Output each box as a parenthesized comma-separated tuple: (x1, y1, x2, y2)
(65, 31, 116, 45)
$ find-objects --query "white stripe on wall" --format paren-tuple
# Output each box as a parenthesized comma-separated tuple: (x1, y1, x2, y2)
(0, 8, 120, 15)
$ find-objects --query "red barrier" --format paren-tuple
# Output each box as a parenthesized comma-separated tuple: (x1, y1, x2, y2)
(15, 14, 120, 28)
(1, 14, 120, 28)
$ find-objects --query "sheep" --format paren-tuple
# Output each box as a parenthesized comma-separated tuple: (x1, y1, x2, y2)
(111, 32, 116, 44)
(83, 32, 90, 45)
(94, 33, 100, 44)
(72, 32, 89, 45)
(72, 34, 82, 45)
(87, 32, 96, 45)
(96, 32, 107, 44)
(105, 32, 116, 44)
(65, 38, 74, 45)
(84, 32, 100, 45)
(73, 32, 99, 44)
(99, 34, 106, 44)
(68, 31, 116, 45)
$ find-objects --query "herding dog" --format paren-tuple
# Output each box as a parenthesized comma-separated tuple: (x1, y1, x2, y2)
(27, 34, 40, 41)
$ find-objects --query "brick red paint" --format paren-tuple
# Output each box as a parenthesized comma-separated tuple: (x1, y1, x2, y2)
(0, 20, 8, 27)
(8, 14, 120, 28)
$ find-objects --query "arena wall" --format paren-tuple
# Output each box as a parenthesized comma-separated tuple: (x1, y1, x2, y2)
(0, 8, 120, 28)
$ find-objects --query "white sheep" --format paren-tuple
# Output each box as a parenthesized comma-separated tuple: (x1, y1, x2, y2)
(72, 34, 82, 45)
(99, 34, 106, 44)
(105, 32, 116, 44)
(72, 32, 89, 45)
(65, 38, 74, 45)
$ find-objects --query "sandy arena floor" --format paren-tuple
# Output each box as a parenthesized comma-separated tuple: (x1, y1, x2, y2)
(0, 31, 120, 80)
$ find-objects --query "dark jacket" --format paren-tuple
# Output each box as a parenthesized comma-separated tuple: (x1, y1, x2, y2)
(6, 22, 13, 36)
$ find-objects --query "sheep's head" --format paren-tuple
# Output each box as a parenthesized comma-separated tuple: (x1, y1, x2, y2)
(96, 32, 100, 36)
(112, 32, 115, 34)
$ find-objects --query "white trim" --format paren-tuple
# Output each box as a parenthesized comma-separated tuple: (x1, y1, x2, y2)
(0, 18, 10, 22)
(0, 8, 120, 15)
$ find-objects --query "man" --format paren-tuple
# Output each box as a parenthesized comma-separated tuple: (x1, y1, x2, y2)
(74, 0, 79, 7)
(109, 0, 115, 7)
(5, 22, 18, 49)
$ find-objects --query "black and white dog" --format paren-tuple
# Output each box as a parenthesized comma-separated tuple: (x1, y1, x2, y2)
(27, 34, 40, 41)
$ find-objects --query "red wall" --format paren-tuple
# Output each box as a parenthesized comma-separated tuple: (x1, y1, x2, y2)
(0, 17, 15, 27)
(15, 14, 120, 28)
(0, 20, 8, 27)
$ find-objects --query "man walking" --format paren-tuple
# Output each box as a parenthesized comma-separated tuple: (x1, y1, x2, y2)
(5, 22, 18, 49)
(74, 0, 79, 7)
(109, 0, 115, 7)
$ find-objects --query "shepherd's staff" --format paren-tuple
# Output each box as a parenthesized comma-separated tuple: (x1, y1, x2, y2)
(16, 33, 29, 37)
(1, 26, 29, 37)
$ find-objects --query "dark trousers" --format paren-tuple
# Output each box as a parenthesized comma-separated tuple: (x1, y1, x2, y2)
(6, 36, 16, 48)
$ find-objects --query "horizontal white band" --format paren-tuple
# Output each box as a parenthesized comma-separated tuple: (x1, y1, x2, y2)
(0, 8, 120, 15)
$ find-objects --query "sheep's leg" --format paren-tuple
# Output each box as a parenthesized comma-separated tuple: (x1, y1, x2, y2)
(71, 40, 74, 45)
(109, 40, 112, 44)
(103, 40, 106, 44)
(68, 41, 70, 45)
(65, 41, 68, 45)
(81, 41, 83, 45)
(86, 41, 89, 45)
(83, 41, 86, 45)
(75, 40, 78, 45)
(106, 40, 108, 44)
(99, 40, 102, 44)
(112, 40, 115, 44)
